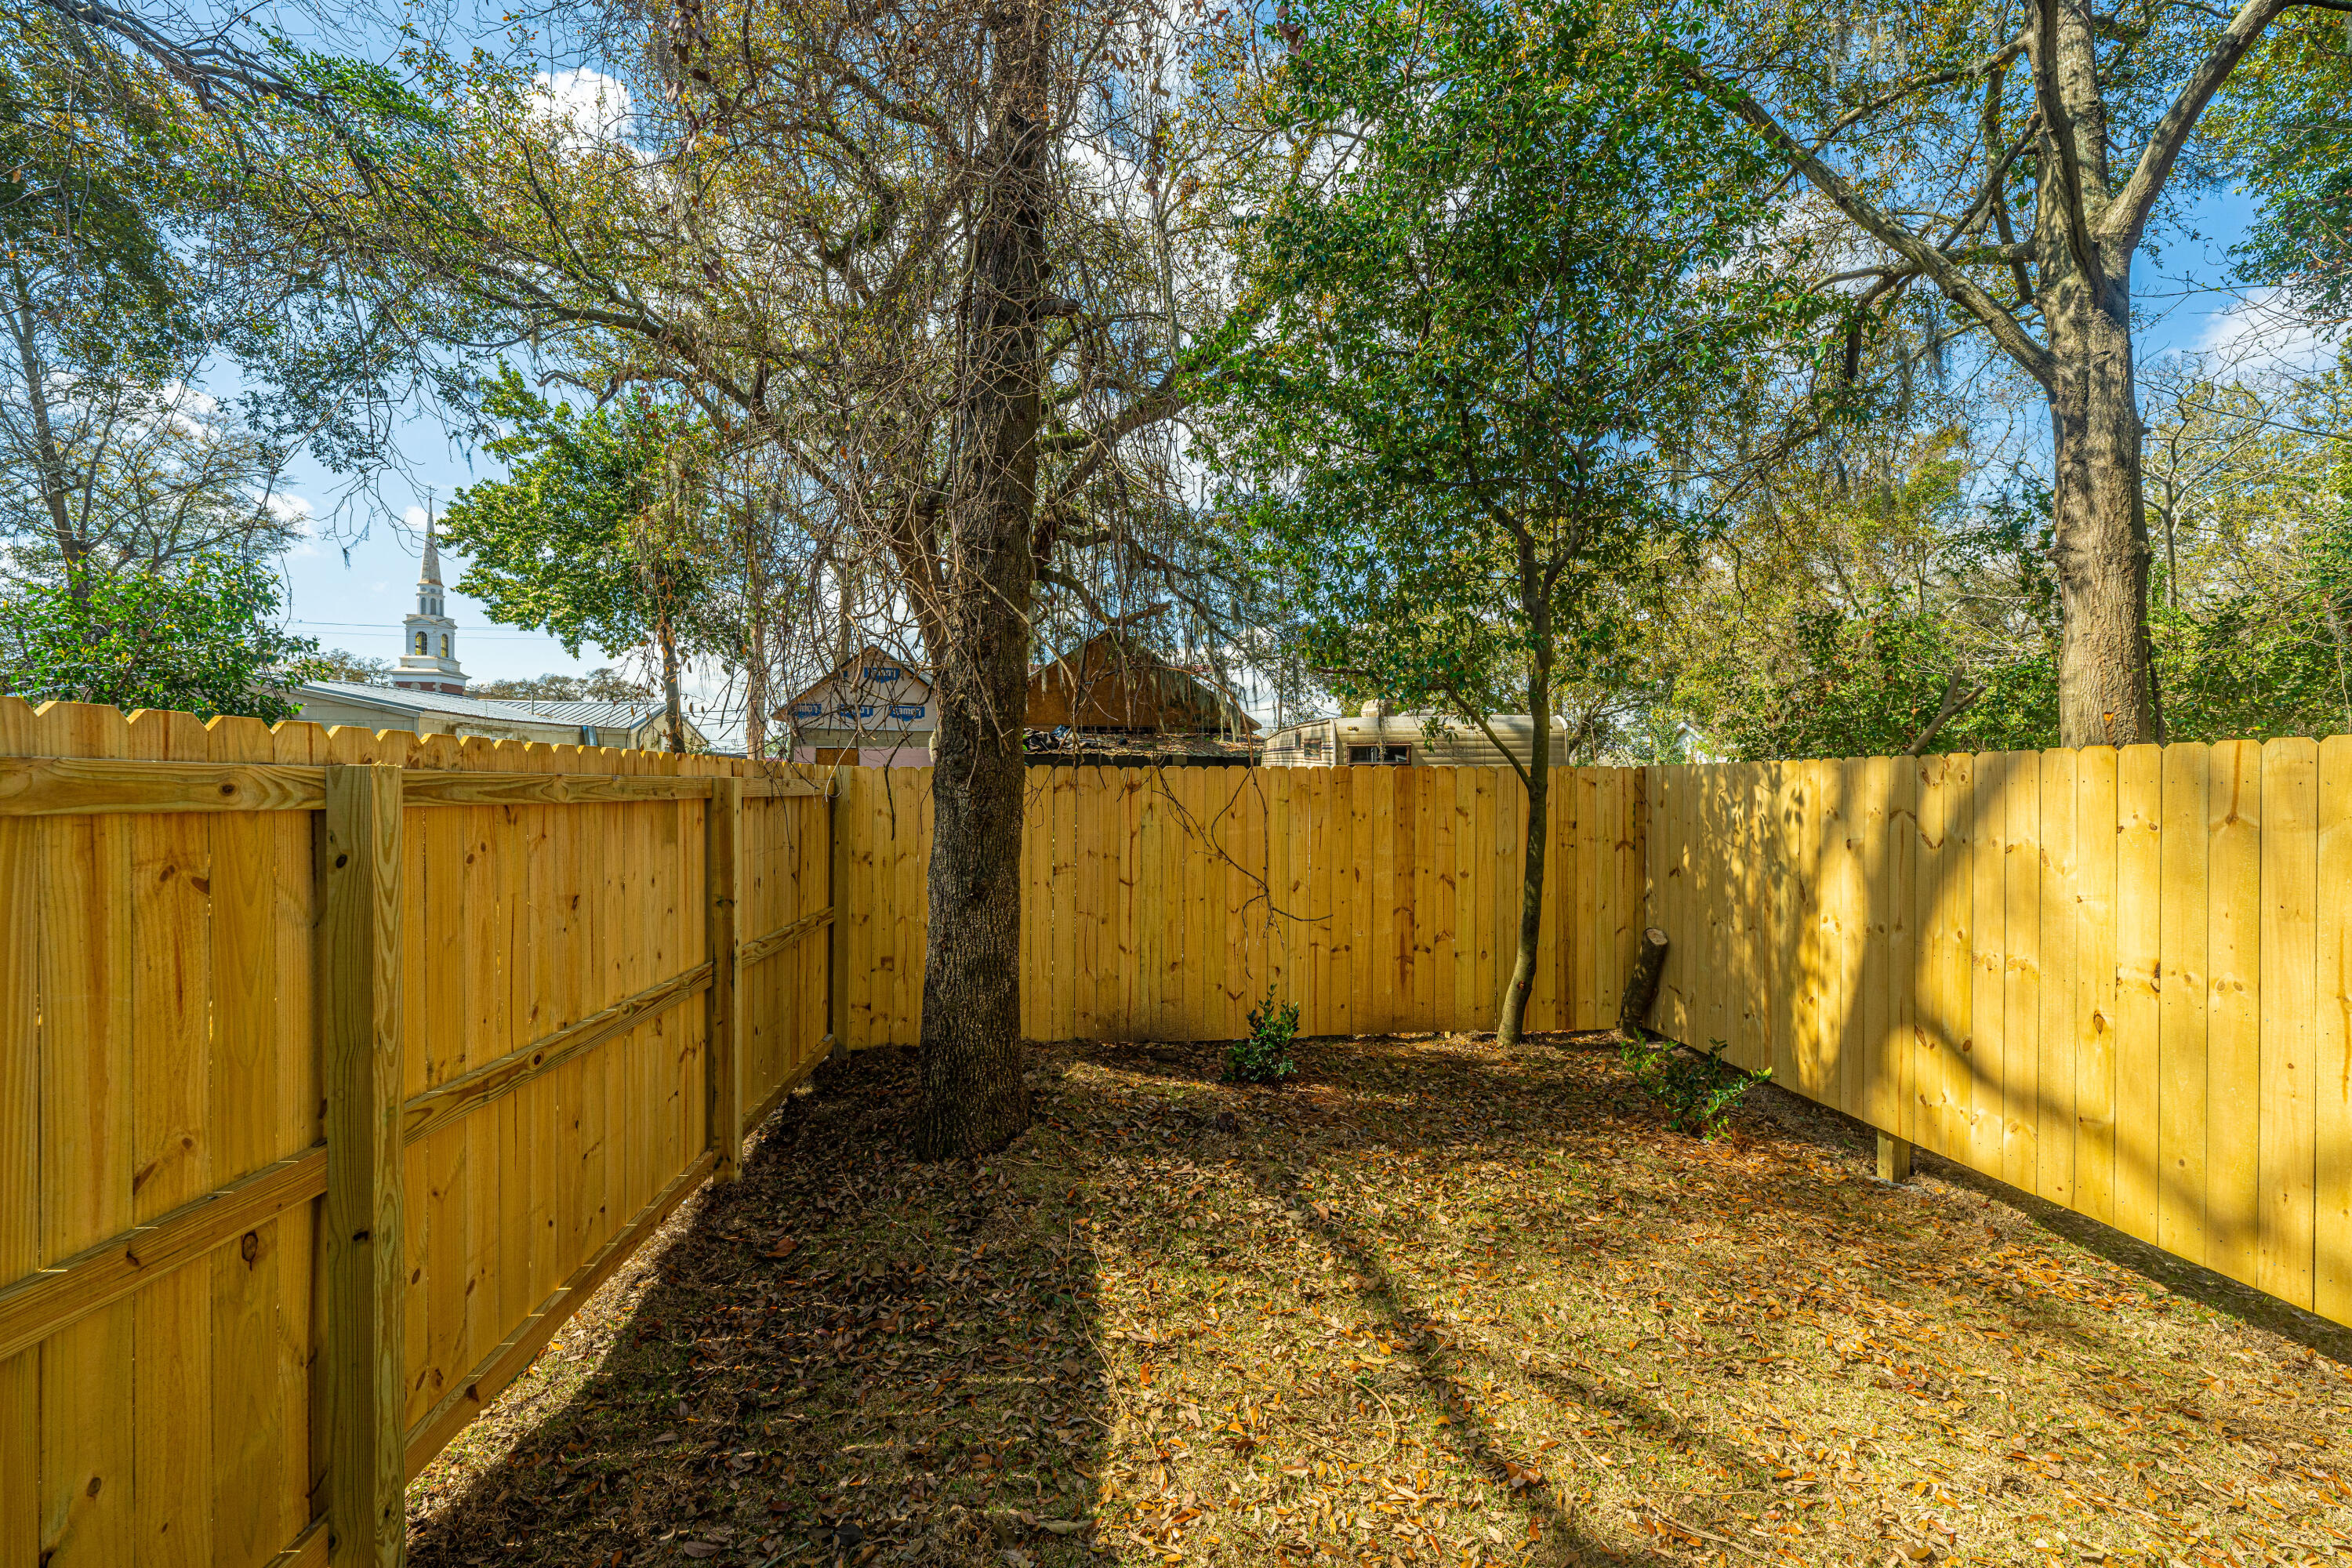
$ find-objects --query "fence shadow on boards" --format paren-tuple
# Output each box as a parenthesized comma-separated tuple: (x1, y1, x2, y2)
(829, 763, 1648, 1047)
(1642, 741, 2352, 1331)
(0, 697, 833, 1568)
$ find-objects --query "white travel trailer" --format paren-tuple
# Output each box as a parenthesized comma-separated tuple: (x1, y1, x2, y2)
(1260, 700, 1575, 768)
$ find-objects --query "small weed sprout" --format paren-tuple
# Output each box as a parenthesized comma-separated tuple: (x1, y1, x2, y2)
(1228, 987, 1301, 1084)
(1618, 1034, 1769, 1138)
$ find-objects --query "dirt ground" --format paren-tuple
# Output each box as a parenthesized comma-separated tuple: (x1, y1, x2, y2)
(405, 1033, 2352, 1568)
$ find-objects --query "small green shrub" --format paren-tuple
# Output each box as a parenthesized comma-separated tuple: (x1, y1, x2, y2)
(1618, 1034, 1769, 1138)
(1228, 988, 1301, 1084)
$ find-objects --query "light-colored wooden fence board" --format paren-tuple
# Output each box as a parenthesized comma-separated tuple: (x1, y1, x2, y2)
(2074, 746, 2119, 1225)
(1969, 751, 2009, 1178)
(2036, 748, 2078, 1208)
(1860, 756, 1896, 1135)
(2160, 742, 2212, 1265)
(1889, 757, 1920, 1145)
(1, 702, 42, 1563)
(1642, 739, 2352, 1334)
(2002, 752, 2043, 1193)
(2209, 740, 2264, 1288)
(0, 699, 828, 1567)
(2258, 739, 2318, 1308)
(2318, 737, 2352, 1325)
(2113, 746, 2164, 1246)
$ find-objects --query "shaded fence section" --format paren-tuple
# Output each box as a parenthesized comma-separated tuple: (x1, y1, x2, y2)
(0, 699, 830, 1568)
(1642, 742, 2352, 1328)
(831, 764, 1649, 1046)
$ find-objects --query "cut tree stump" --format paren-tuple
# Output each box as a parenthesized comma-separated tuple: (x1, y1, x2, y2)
(1617, 927, 1669, 1039)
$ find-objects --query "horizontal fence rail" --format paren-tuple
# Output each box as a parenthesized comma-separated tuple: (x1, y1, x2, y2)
(1642, 742, 2352, 1330)
(29, 692, 2352, 1567)
(830, 764, 1648, 1049)
(0, 696, 831, 1568)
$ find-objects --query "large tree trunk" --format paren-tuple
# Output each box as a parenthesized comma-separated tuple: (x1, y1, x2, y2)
(2044, 274, 2158, 746)
(2032, 0, 2159, 748)
(914, 0, 1051, 1160)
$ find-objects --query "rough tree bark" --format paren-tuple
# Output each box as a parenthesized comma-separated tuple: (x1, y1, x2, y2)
(1617, 927, 1670, 1040)
(913, 0, 1052, 1160)
(655, 603, 687, 753)
(2030, 0, 2160, 745)
(1698, 0, 2295, 748)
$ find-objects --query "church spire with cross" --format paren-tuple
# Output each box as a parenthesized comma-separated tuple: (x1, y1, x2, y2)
(392, 510, 467, 696)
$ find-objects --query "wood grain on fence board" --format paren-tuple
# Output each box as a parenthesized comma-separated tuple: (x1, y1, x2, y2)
(1638, 740, 2352, 1332)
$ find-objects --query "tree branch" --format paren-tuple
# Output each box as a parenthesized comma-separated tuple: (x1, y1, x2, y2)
(1804, 30, 2031, 152)
(1904, 671, 1984, 755)
(1689, 67, 2059, 389)
(2027, 0, 2106, 285)
(2099, 0, 2293, 252)
(1443, 684, 1535, 794)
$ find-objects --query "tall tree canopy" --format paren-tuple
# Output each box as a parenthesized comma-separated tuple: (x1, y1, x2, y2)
(1203, 0, 1790, 1044)
(1687, 0, 2350, 748)
(442, 368, 717, 751)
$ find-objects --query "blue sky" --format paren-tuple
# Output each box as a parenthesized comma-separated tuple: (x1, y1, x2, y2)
(267, 163, 2325, 724)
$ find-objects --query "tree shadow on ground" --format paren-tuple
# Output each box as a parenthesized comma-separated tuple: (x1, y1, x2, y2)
(407, 1047, 1110, 1567)
(408, 1030, 2352, 1568)
(1740, 1084, 2352, 1367)
(1094, 1030, 2352, 1566)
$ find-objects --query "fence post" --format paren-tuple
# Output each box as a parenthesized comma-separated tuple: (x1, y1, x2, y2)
(322, 763, 405, 1567)
(826, 775, 847, 1063)
(706, 775, 743, 1180)
(1878, 1133, 1914, 1184)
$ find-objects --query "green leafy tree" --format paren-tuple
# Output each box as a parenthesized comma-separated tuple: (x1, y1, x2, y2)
(0, 551, 321, 720)
(470, 669, 653, 703)
(1664, 433, 2068, 759)
(1202, 0, 1787, 1045)
(441, 368, 716, 750)
(310, 648, 394, 684)
(2205, 13, 2352, 328)
(2143, 352, 2352, 739)
(1689, 0, 2352, 749)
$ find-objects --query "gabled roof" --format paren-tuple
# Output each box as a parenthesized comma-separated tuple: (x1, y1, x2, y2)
(779, 646, 932, 713)
(297, 681, 561, 725)
(1028, 630, 1259, 735)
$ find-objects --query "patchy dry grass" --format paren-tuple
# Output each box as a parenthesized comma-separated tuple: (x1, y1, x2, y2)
(405, 1034, 2352, 1568)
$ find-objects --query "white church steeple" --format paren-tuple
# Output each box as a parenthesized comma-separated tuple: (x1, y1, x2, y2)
(392, 511, 467, 696)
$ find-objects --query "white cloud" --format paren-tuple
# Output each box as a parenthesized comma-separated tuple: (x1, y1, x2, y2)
(262, 490, 321, 553)
(2194, 288, 2335, 374)
(533, 68, 631, 148)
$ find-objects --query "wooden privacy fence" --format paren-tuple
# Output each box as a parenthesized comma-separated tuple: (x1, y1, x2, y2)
(31, 702, 2352, 1563)
(1642, 742, 2352, 1329)
(0, 699, 832, 1568)
(830, 764, 1649, 1046)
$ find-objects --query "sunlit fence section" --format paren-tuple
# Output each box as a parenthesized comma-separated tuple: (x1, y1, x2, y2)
(17, 699, 2352, 1568)
(0, 699, 830, 1568)
(1644, 742, 2352, 1327)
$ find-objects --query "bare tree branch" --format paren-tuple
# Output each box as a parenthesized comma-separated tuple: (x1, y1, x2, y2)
(1688, 67, 2060, 389)
(2099, 0, 2293, 252)
(1904, 670, 1985, 754)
